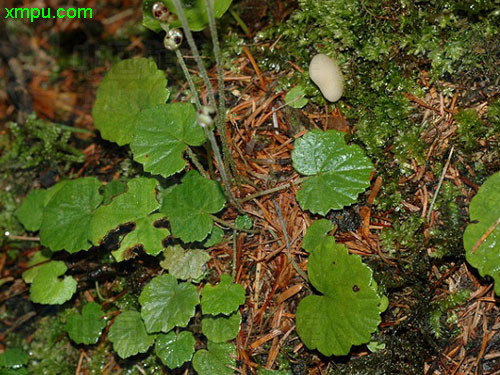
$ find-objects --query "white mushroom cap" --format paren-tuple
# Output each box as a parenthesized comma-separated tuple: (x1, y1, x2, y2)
(309, 54, 344, 102)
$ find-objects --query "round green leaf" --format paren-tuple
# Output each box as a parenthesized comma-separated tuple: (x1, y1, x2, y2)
(292, 130, 373, 215)
(30, 261, 77, 305)
(202, 311, 241, 343)
(0, 348, 28, 368)
(16, 182, 69, 232)
(131, 103, 206, 178)
(296, 234, 382, 356)
(235, 215, 253, 230)
(201, 274, 245, 315)
(155, 331, 195, 369)
(302, 219, 334, 253)
(16, 190, 47, 232)
(285, 86, 308, 109)
(464, 172, 500, 295)
(66, 302, 106, 345)
(160, 171, 226, 242)
(139, 274, 199, 333)
(108, 311, 155, 358)
(192, 341, 236, 375)
(21, 250, 51, 284)
(142, 0, 232, 33)
(40, 178, 102, 253)
(160, 245, 211, 281)
(204, 226, 224, 248)
(92, 58, 169, 146)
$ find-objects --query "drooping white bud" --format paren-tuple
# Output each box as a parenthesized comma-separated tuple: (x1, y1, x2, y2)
(164, 28, 183, 51)
(309, 54, 344, 102)
(197, 105, 217, 128)
(152, 2, 170, 22)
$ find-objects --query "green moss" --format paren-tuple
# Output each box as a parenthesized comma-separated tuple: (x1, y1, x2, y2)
(429, 289, 469, 339)
(455, 109, 488, 151)
(428, 182, 466, 259)
(0, 114, 84, 171)
(27, 314, 80, 375)
(380, 214, 424, 254)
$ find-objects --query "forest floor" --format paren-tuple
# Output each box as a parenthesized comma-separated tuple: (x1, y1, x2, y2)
(1, 0, 499, 374)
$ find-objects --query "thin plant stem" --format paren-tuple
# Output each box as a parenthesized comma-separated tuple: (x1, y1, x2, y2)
(172, 0, 236, 188)
(205, 129, 244, 213)
(171, 0, 216, 107)
(427, 145, 454, 222)
(229, 8, 250, 35)
(210, 215, 260, 234)
(204, 0, 240, 185)
(186, 147, 209, 179)
(174, 48, 202, 111)
(272, 200, 309, 282)
(232, 229, 237, 278)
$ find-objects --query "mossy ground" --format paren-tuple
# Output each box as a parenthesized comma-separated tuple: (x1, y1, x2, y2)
(1, 0, 499, 374)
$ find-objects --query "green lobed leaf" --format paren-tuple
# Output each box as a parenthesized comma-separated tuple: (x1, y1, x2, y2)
(112, 213, 170, 261)
(202, 311, 241, 343)
(131, 103, 206, 178)
(21, 250, 51, 283)
(160, 171, 226, 242)
(192, 341, 236, 375)
(296, 227, 383, 356)
(204, 226, 224, 248)
(29, 261, 77, 305)
(160, 245, 211, 281)
(101, 180, 128, 205)
(155, 331, 195, 369)
(285, 86, 308, 109)
(0, 348, 28, 368)
(65, 302, 107, 345)
(142, 0, 232, 33)
(291, 130, 373, 215)
(302, 219, 334, 253)
(16, 181, 69, 232)
(40, 178, 102, 253)
(15, 190, 47, 232)
(201, 274, 245, 315)
(235, 215, 253, 230)
(92, 58, 169, 146)
(89, 178, 168, 261)
(108, 311, 155, 358)
(464, 172, 500, 295)
(139, 274, 199, 333)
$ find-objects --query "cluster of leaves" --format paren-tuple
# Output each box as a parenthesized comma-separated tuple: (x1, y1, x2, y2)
(9, 0, 395, 371)
(16, 173, 225, 304)
(297, 220, 387, 356)
(81, 273, 244, 373)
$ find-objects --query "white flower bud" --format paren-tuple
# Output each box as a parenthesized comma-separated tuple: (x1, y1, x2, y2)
(152, 2, 170, 22)
(197, 105, 217, 127)
(164, 28, 183, 51)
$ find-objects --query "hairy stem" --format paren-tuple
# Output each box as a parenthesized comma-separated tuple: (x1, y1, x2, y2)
(186, 147, 209, 178)
(174, 48, 202, 111)
(204, 0, 240, 184)
(205, 129, 244, 213)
